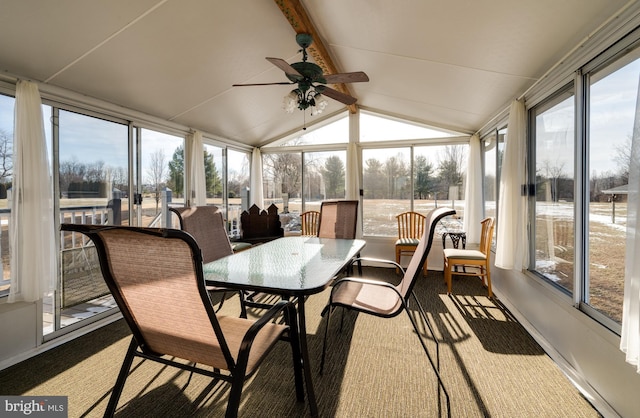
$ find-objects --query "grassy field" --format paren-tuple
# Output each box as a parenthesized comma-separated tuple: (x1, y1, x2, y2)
(535, 201, 626, 323)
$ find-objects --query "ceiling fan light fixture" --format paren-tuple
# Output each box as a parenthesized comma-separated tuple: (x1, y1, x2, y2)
(282, 86, 328, 115)
(283, 90, 299, 113)
(310, 93, 328, 116)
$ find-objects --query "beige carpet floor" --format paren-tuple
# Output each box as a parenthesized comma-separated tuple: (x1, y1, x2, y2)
(0, 268, 601, 417)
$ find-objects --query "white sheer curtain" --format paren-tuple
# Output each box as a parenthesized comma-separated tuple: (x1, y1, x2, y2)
(620, 75, 640, 372)
(495, 99, 528, 270)
(188, 130, 207, 206)
(250, 147, 264, 208)
(346, 141, 359, 200)
(347, 112, 362, 238)
(463, 134, 483, 243)
(9, 80, 56, 303)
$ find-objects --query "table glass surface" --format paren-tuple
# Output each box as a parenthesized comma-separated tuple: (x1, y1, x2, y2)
(203, 236, 366, 294)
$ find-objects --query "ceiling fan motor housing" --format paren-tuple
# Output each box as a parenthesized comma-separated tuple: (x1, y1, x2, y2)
(287, 62, 326, 85)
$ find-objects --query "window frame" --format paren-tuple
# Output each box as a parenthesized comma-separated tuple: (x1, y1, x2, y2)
(524, 28, 640, 333)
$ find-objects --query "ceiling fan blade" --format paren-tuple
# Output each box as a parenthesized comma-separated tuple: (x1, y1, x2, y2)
(321, 86, 357, 105)
(266, 57, 302, 77)
(232, 82, 295, 87)
(324, 71, 369, 84)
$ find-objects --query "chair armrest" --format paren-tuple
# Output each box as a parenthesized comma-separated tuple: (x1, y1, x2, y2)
(348, 257, 405, 275)
(331, 276, 403, 301)
(239, 299, 290, 352)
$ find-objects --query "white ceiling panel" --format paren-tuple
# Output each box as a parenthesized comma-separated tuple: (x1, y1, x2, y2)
(0, 0, 632, 146)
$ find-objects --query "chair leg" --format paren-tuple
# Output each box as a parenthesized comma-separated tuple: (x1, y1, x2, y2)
(285, 303, 305, 401)
(239, 291, 248, 318)
(319, 304, 334, 375)
(395, 247, 401, 274)
(225, 375, 246, 418)
(105, 337, 137, 417)
(213, 291, 226, 313)
(485, 266, 493, 298)
(444, 259, 453, 294)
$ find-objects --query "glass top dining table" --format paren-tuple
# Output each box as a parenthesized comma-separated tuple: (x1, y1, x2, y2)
(203, 236, 366, 296)
(203, 236, 366, 416)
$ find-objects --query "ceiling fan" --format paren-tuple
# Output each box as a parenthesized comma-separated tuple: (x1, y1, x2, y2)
(232, 33, 369, 113)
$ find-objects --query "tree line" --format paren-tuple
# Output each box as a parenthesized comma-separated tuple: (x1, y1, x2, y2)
(262, 145, 467, 201)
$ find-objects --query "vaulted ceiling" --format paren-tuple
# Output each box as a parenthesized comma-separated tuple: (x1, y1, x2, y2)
(0, 0, 631, 146)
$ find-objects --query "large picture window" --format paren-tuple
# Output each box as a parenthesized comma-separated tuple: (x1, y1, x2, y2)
(0, 94, 14, 296)
(362, 144, 467, 236)
(585, 49, 640, 324)
(531, 88, 576, 295)
(527, 35, 640, 330)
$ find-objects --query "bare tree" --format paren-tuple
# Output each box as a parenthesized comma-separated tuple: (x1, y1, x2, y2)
(147, 149, 167, 210)
(262, 153, 302, 197)
(613, 136, 632, 184)
(540, 159, 566, 202)
(0, 129, 13, 183)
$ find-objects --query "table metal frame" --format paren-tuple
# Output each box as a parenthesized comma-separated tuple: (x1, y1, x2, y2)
(203, 236, 366, 416)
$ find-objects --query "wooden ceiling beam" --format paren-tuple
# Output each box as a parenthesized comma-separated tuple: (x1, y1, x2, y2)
(274, 0, 358, 113)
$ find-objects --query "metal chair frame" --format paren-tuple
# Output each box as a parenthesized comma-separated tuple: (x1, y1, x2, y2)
(60, 223, 304, 418)
(319, 207, 455, 418)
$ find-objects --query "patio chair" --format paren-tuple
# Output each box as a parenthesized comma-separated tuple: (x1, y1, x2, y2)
(170, 206, 242, 313)
(317, 200, 361, 274)
(395, 211, 427, 274)
(60, 224, 304, 418)
(300, 210, 320, 236)
(443, 216, 495, 298)
(320, 207, 455, 418)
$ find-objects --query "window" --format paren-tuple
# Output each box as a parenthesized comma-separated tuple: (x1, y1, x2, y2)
(140, 128, 184, 224)
(203, 143, 224, 206)
(227, 148, 250, 237)
(303, 150, 346, 212)
(362, 147, 412, 236)
(263, 152, 302, 213)
(57, 109, 129, 333)
(483, 127, 505, 247)
(585, 49, 640, 324)
(268, 114, 348, 146)
(360, 112, 458, 142)
(360, 112, 467, 236)
(528, 36, 640, 330)
(531, 88, 576, 295)
(262, 116, 349, 231)
(362, 144, 467, 236)
(0, 94, 14, 295)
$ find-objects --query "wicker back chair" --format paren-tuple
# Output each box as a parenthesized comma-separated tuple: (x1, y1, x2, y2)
(60, 224, 303, 418)
(395, 211, 427, 274)
(443, 217, 496, 297)
(300, 210, 320, 236)
(319, 207, 455, 418)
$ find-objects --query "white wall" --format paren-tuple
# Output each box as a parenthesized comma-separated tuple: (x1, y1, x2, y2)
(492, 264, 639, 418)
(0, 301, 38, 363)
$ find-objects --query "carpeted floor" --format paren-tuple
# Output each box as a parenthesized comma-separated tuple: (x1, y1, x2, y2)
(0, 268, 601, 417)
